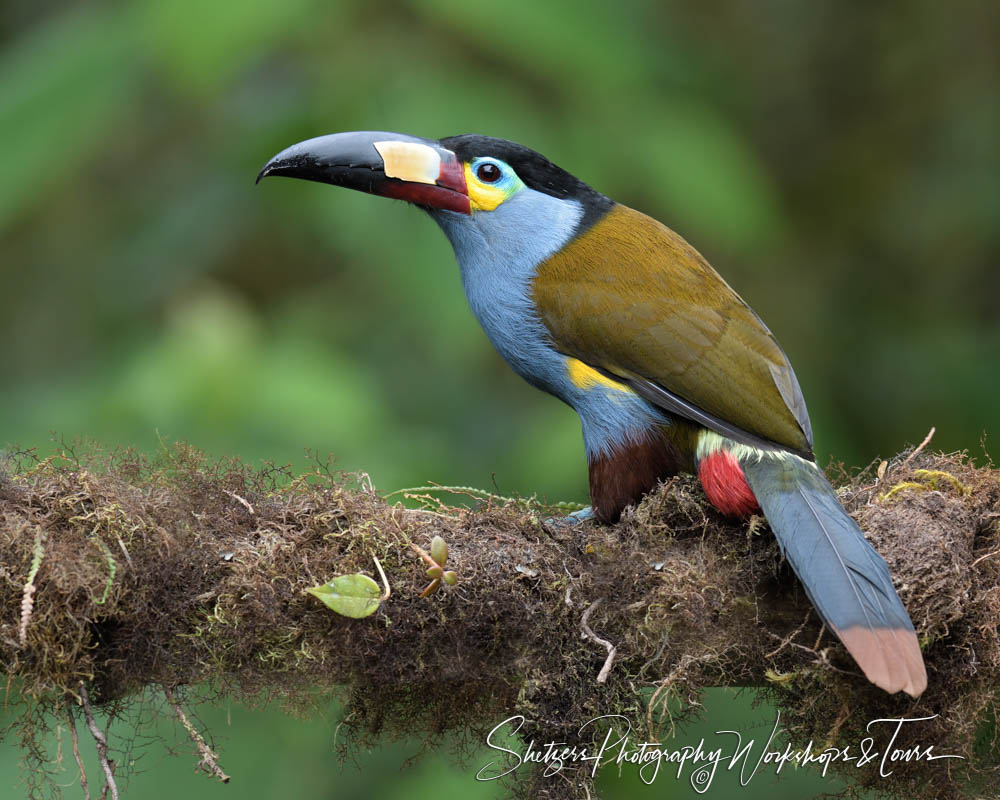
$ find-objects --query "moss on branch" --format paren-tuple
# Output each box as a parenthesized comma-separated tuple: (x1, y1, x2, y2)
(0, 442, 998, 799)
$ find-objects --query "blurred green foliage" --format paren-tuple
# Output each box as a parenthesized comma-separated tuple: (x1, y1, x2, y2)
(1, 0, 996, 797)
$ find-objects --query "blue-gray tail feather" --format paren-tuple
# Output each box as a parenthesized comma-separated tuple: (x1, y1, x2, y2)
(742, 455, 915, 636)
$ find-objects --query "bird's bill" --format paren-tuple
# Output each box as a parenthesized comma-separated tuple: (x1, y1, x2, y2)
(257, 131, 470, 214)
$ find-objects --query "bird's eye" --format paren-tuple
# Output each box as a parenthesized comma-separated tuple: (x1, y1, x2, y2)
(476, 162, 502, 183)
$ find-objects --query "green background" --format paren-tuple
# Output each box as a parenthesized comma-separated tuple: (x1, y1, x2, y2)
(0, 0, 995, 797)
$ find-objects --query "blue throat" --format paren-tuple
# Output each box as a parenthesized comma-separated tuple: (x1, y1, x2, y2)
(429, 190, 667, 460)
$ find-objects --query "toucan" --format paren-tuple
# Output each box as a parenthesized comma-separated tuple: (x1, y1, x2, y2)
(258, 131, 927, 697)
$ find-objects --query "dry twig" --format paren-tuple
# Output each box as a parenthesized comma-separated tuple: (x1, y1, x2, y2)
(64, 698, 91, 800)
(902, 427, 936, 467)
(163, 686, 230, 784)
(580, 599, 617, 684)
(79, 684, 118, 800)
(224, 490, 255, 515)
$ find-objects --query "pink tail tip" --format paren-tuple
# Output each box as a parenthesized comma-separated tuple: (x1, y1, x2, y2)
(835, 625, 928, 697)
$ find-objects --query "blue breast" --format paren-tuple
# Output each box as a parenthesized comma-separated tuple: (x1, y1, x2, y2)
(429, 190, 667, 459)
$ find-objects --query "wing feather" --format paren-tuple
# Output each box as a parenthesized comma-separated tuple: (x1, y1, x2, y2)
(532, 204, 813, 456)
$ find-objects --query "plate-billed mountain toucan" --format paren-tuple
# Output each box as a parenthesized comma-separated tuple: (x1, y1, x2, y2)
(258, 131, 927, 697)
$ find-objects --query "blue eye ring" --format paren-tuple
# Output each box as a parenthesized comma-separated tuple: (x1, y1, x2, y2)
(471, 157, 509, 184)
(468, 158, 525, 205)
(476, 161, 502, 183)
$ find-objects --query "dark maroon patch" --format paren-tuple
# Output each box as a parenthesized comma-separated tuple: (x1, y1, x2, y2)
(437, 154, 468, 195)
(589, 433, 686, 523)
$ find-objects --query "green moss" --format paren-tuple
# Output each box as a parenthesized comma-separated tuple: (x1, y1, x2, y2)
(0, 442, 997, 799)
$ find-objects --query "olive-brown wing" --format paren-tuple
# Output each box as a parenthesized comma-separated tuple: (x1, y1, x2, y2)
(532, 204, 813, 456)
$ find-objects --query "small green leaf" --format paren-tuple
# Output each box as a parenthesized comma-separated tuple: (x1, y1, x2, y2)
(430, 535, 448, 566)
(426, 565, 443, 579)
(306, 574, 381, 618)
(442, 571, 458, 586)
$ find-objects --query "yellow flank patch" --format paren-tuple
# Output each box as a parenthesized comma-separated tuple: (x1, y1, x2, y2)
(374, 141, 440, 185)
(566, 359, 629, 392)
(464, 163, 507, 211)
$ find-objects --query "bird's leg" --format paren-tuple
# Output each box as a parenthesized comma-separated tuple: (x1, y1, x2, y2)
(546, 506, 595, 525)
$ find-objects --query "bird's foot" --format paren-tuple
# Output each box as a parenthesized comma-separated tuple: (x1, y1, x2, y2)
(545, 506, 595, 526)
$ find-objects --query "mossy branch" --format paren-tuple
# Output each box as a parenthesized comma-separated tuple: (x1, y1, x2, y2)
(0, 442, 998, 800)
